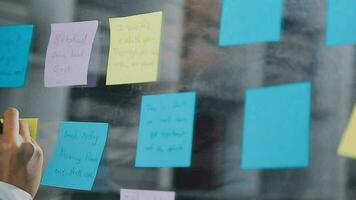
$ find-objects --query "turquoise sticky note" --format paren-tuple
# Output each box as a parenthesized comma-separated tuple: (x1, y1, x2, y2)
(0, 25, 33, 87)
(219, 0, 284, 46)
(42, 121, 109, 190)
(327, 0, 356, 47)
(242, 82, 311, 169)
(135, 92, 197, 167)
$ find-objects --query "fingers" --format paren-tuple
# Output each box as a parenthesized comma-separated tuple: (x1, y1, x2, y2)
(18, 138, 43, 166)
(19, 121, 31, 142)
(3, 108, 20, 139)
(30, 138, 44, 164)
(18, 142, 35, 164)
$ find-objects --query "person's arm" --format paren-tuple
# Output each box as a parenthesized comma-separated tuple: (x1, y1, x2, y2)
(0, 108, 44, 199)
(0, 181, 33, 200)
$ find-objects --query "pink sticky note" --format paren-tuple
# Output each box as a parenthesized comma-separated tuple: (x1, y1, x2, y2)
(120, 189, 175, 200)
(44, 21, 98, 87)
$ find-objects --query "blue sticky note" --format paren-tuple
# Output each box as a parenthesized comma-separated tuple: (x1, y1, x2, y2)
(242, 82, 311, 169)
(219, 0, 284, 46)
(327, 0, 356, 47)
(42, 121, 109, 190)
(135, 92, 197, 167)
(0, 25, 33, 87)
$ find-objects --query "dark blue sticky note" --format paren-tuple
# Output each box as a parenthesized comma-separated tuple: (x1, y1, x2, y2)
(0, 25, 33, 87)
(327, 0, 356, 47)
(41, 121, 109, 190)
(242, 82, 311, 169)
(219, 0, 284, 46)
(135, 92, 197, 167)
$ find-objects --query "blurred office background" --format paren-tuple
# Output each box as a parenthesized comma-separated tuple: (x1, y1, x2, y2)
(0, 0, 356, 199)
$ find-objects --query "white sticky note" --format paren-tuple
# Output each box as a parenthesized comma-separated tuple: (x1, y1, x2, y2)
(121, 189, 175, 200)
(44, 21, 98, 87)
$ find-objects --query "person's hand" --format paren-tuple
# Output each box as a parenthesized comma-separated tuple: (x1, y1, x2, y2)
(0, 108, 43, 198)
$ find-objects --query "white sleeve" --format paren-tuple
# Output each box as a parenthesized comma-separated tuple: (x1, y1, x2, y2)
(0, 181, 33, 200)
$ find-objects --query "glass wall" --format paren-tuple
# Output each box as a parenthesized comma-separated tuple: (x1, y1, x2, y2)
(0, 0, 355, 199)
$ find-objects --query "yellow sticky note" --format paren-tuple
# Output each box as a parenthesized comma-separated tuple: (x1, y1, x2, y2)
(338, 105, 356, 159)
(0, 118, 39, 139)
(106, 11, 163, 85)
(22, 118, 39, 139)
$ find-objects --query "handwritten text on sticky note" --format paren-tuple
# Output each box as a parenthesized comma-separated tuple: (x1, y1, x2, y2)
(135, 92, 196, 167)
(219, 0, 284, 46)
(121, 189, 175, 200)
(44, 21, 98, 87)
(41, 121, 108, 190)
(327, 0, 356, 47)
(106, 11, 163, 85)
(0, 25, 33, 87)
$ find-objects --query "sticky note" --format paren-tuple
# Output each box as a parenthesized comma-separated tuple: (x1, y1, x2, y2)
(242, 82, 311, 169)
(219, 0, 284, 46)
(44, 21, 98, 87)
(121, 189, 175, 200)
(41, 121, 109, 190)
(0, 118, 39, 139)
(0, 25, 33, 87)
(326, 0, 356, 47)
(106, 11, 163, 85)
(22, 118, 39, 139)
(338, 104, 356, 159)
(135, 92, 196, 167)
